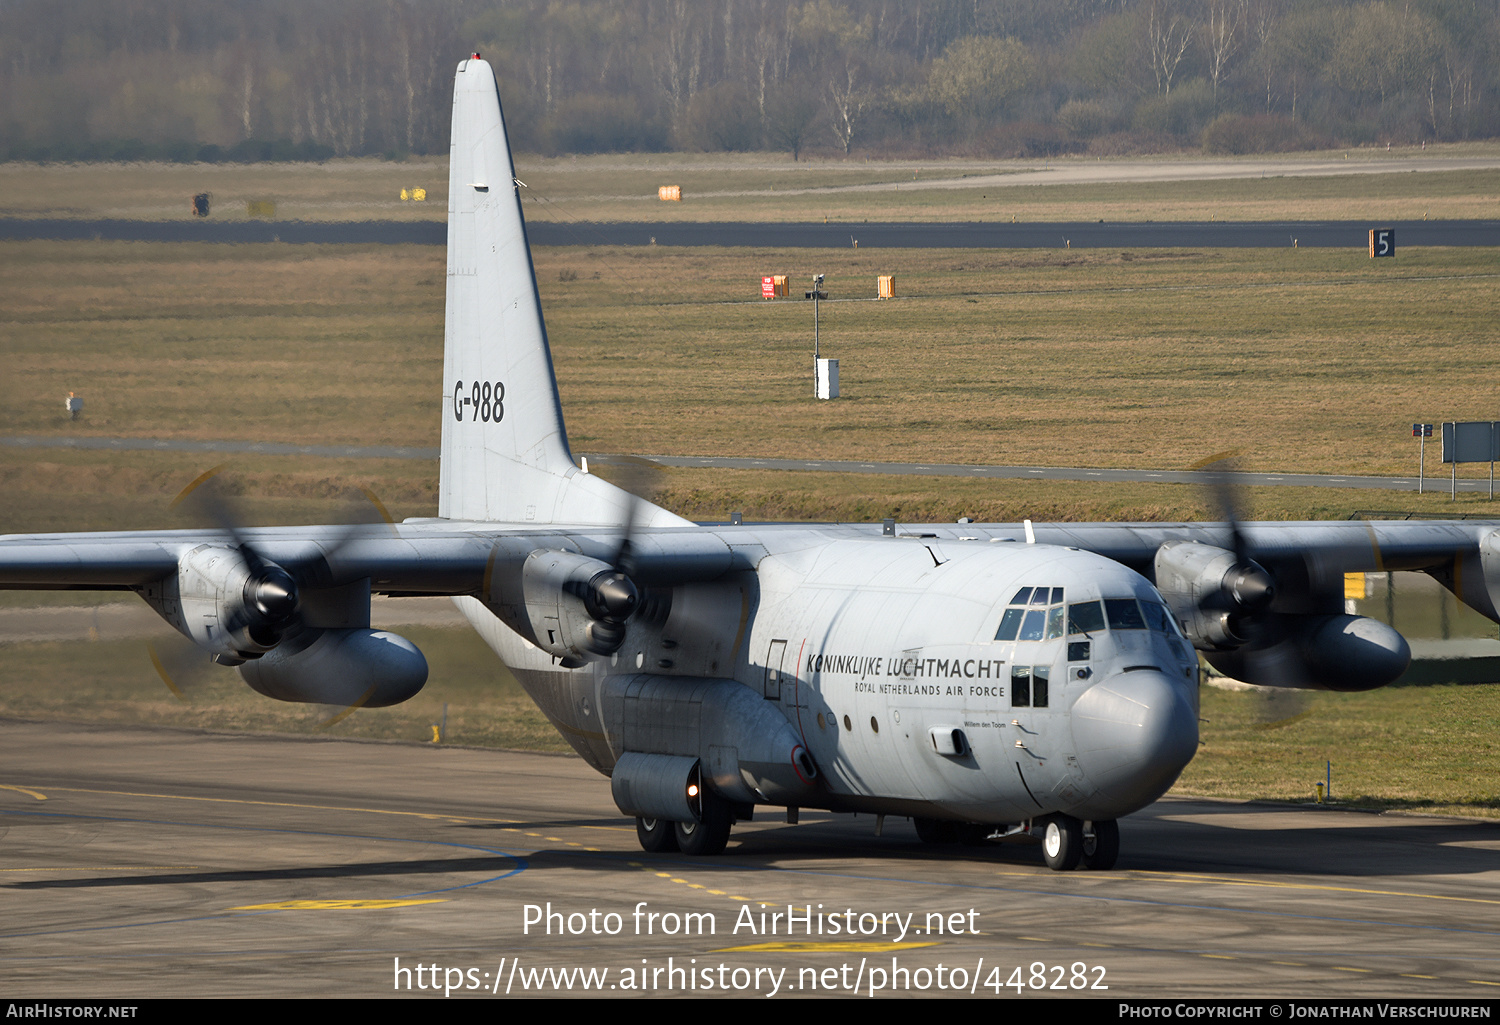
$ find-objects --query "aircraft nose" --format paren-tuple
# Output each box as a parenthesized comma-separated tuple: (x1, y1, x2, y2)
(1070, 670, 1198, 812)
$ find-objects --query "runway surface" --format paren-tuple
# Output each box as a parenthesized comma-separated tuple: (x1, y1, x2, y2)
(2, 720, 1497, 999)
(2, 217, 1496, 248)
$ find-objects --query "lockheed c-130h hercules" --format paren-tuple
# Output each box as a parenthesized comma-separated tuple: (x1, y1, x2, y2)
(3, 55, 1496, 870)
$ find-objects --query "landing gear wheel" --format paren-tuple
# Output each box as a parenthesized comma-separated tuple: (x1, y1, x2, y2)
(674, 795, 732, 856)
(636, 816, 678, 853)
(1041, 815, 1083, 871)
(1080, 819, 1119, 870)
(914, 817, 959, 844)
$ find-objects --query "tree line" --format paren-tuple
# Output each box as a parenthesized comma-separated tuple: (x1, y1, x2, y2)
(2, 0, 1496, 162)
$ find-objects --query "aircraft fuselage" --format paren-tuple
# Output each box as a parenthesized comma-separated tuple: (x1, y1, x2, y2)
(460, 527, 1200, 828)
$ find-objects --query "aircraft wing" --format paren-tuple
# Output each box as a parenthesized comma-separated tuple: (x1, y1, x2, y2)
(0, 521, 739, 594)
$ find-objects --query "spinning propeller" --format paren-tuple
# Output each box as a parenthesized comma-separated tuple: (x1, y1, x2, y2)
(1162, 454, 1408, 692)
(149, 467, 396, 699)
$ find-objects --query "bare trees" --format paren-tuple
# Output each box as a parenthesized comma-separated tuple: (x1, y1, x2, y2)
(1144, 0, 1193, 97)
(1, 0, 1496, 161)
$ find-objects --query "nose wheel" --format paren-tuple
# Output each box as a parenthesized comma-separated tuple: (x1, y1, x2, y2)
(1081, 819, 1119, 870)
(1040, 816, 1119, 871)
(1041, 816, 1083, 870)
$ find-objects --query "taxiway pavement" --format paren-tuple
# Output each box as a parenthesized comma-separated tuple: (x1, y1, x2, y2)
(1, 721, 1497, 998)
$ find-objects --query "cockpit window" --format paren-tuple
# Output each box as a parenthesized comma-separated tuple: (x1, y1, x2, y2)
(1141, 601, 1180, 636)
(1067, 601, 1105, 635)
(995, 586, 1071, 643)
(1019, 609, 1047, 641)
(995, 607, 1025, 641)
(1104, 598, 1146, 630)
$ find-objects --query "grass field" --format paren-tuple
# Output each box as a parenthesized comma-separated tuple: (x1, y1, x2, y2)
(0, 627, 568, 753)
(1180, 681, 1500, 818)
(6, 240, 1498, 478)
(2, 146, 1497, 223)
(2, 223, 1499, 817)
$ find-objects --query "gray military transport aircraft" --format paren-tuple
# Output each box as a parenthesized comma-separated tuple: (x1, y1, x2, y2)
(3, 56, 1496, 870)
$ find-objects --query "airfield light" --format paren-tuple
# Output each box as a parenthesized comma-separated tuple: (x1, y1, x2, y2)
(805, 274, 831, 399)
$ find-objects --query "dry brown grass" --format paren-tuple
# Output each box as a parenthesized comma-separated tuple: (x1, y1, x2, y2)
(545, 245, 1500, 477)
(0, 628, 570, 752)
(0, 159, 448, 221)
(1179, 682, 1500, 819)
(4, 149, 1498, 223)
(5, 241, 1499, 482)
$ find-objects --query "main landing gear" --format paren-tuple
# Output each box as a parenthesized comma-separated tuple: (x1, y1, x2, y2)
(1040, 815, 1118, 871)
(634, 792, 733, 856)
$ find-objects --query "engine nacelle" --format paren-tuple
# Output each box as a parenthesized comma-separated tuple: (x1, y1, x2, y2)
(239, 628, 428, 707)
(493, 549, 635, 663)
(1154, 541, 1273, 649)
(1203, 614, 1409, 691)
(138, 543, 299, 659)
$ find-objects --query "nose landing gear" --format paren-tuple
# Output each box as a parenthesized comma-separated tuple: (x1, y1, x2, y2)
(1040, 815, 1119, 871)
(1081, 819, 1120, 870)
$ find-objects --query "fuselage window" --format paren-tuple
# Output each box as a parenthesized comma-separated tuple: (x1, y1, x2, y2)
(1141, 600, 1192, 660)
(1011, 665, 1049, 708)
(1141, 601, 1185, 637)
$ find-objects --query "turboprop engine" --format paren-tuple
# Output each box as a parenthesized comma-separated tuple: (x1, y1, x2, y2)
(490, 549, 640, 664)
(1153, 540, 1408, 691)
(138, 543, 301, 660)
(137, 542, 428, 706)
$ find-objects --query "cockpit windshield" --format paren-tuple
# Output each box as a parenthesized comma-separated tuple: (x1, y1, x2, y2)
(1000, 594, 1187, 642)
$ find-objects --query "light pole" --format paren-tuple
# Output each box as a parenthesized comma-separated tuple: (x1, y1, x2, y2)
(805, 273, 826, 397)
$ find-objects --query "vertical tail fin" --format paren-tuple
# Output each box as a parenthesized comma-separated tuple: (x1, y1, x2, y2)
(439, 57, 685, 528)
